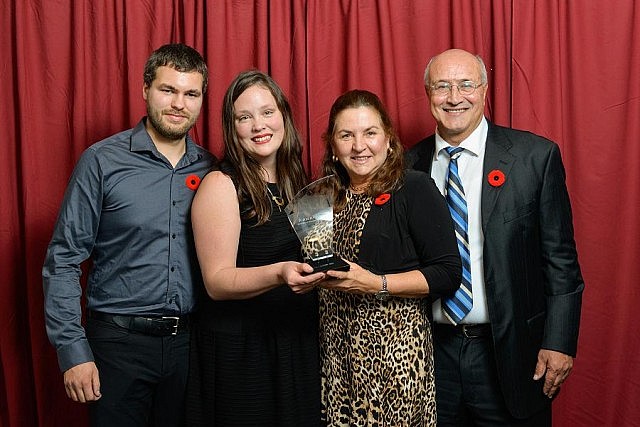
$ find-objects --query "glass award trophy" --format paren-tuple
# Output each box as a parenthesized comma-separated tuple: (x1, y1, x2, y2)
(284, 176, 350, 273)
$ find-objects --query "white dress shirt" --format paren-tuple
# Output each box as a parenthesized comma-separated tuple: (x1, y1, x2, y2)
(431, 117, 490, 324)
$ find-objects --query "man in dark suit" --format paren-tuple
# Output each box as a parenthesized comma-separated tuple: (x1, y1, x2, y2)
(407, 48, 584, 426)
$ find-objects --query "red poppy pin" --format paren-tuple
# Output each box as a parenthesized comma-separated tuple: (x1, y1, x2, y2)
(487, 170, 506, 187)
(185, 174, 201, 191)
(374, 193, 391, 205)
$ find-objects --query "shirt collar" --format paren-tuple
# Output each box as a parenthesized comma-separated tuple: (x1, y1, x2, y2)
(130, 117, 201, 163)
(434, 116, 488, 160)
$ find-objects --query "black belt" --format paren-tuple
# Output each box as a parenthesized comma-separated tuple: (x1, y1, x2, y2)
(88, 311, 191, 336)
(434, 323, 491, 338)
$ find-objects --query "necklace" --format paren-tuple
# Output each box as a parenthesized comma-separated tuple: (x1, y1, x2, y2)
(266, 185, 285, 211)
(349, 183, 369, 193)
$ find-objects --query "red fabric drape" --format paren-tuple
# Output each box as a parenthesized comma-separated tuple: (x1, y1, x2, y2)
(508, 2, 640, 425)
(1, 1, 638, 426)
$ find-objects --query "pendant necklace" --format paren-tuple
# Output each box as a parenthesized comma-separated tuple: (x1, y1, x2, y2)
(266, 185, 285, 211)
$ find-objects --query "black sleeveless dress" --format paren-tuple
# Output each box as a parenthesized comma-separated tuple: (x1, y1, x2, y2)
(186, 182, 322, 426)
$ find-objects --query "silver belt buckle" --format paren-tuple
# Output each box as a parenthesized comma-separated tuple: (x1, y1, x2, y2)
(162, 316, 180, 335)
(461, 324, 475, 338)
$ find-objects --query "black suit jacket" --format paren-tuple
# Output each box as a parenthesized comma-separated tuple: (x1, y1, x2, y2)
(407, 121, 584, 418)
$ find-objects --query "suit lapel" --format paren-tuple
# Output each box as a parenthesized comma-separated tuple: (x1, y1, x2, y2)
(411, 128, 514, 231)
(411, 136, 436, 174)
(481, 123, 515, 230)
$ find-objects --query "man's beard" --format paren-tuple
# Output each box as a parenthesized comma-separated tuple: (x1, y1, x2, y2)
(146, 106, 197, 140)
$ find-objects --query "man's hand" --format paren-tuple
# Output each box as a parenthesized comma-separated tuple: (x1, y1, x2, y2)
(63, 361, 101, 402)
(533, 349, 573, 398)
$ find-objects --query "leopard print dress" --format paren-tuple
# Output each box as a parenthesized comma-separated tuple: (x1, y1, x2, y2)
(320, 190, 436, 426)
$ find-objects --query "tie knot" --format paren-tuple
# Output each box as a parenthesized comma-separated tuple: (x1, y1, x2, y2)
(445, 146, 464, 160)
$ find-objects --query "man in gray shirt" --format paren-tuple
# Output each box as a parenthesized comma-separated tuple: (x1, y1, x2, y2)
(43, 43, 216, 427)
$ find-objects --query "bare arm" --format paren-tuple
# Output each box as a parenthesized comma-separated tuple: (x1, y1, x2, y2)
(323, 261, 429, 298)
(191, 171, 324, 300)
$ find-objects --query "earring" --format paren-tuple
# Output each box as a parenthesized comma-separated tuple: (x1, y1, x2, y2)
(388, 147, 393, 154)
(332, 155, 338, 162)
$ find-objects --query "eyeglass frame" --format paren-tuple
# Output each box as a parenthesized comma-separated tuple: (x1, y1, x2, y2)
(428, 80, 485, 96)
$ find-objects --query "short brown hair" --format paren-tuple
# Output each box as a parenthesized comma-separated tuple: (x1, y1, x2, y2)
(143, 43, 208, 93)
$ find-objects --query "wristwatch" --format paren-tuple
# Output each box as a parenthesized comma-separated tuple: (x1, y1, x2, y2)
(375, 274, 390, 301)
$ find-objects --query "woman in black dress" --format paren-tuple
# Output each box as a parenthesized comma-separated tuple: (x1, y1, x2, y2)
(187, 70, 324, 426)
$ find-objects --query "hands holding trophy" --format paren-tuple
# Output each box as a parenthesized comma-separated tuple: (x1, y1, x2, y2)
(284, 176, 349, 273)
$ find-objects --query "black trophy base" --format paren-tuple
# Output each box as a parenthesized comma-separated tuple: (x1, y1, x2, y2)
(308, 255, 350, 273)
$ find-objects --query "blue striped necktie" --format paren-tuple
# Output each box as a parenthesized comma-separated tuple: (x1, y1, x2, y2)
(443, 146, 473, 324)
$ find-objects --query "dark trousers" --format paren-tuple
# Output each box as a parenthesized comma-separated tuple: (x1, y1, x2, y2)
(85, 316, 190, 427)
(432, 324, 551, 427)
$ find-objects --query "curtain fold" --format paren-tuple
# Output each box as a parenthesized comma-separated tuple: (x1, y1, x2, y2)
(2, 1, 638, 426)
(510, 2, 640, 425)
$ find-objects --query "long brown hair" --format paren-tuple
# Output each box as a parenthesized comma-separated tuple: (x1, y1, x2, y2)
(320, 89, 405, 210)
(221, 70, 307, 224)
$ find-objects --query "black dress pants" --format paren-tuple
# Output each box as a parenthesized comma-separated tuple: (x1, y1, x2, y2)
(432, 324, 551, 427)
(85, 316, 190, 427)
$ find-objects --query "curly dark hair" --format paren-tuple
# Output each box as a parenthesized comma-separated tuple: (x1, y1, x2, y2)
(221, 70, 307, 225)
(320, 89, 405, 210)
(143, 43, 208, 93)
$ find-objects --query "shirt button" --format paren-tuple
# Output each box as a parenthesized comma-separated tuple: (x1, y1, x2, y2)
(171, 267, 175, 272)
(172, 233, 176, 239)
(172, 201, 177, 206)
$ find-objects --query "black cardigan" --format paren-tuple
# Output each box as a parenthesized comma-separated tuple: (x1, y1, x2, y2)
(354, 169, 461, 299)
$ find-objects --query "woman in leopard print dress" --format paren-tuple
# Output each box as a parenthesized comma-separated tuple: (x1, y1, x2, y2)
(318, 90, 461, 426)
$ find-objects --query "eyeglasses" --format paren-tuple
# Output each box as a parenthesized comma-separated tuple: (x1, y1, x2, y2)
(429, 80, 483, 96)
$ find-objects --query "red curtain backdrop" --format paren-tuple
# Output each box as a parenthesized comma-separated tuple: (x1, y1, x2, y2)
(1, 1, 638, 426)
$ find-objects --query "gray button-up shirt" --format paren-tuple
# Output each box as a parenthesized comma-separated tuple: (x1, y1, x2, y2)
(43, 118, 216, 371)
